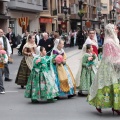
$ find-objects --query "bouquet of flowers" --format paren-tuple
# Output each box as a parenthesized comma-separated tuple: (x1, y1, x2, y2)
(0, 50, 6, 62)
(55, 55, 63, 64)
(0, 50, 6, 68)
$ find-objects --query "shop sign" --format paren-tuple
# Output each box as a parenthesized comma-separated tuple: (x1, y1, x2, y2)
(39, 18, 52, 23)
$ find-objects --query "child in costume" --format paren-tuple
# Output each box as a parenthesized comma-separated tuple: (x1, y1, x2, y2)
(25, 46, 58, 103)
(52, 39, 76, 98)
(78, 44, 97, 96)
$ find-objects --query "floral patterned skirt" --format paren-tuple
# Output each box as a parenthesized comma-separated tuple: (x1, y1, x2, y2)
(79, 67, 95, 93)
(24, 70, 59, 101)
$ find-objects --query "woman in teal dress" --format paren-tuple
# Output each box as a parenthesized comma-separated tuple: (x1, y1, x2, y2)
(78, 44, 97, 96)
(88, 24, 120, 114)
(25, 46, 58, 102)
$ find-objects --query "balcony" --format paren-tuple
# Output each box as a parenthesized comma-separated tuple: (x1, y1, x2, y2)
(0, 0, 10, 1)
(70, 12, 87, 20)
(7, 0, 43, 12)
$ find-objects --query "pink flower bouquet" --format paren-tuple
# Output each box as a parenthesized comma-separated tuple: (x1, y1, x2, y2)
(0, 50, 6, 63)
(0, 50, 6, 54)
(55, 55, 63, 64)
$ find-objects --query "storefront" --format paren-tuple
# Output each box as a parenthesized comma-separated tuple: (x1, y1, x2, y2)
(39, 17, 59, 33)
(39, 17, 52, 32)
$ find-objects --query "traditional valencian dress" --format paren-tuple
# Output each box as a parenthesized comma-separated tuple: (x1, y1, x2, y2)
(79, 52, 97, 94)
(88, 36, 120, 110)
(52, 48, 76, 97)
(24, 55, 59, 102)
(76, 37, 98, 88)
(15, 42, 37, 88)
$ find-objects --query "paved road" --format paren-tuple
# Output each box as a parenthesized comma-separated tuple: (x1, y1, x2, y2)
(0, 47, 120, 120)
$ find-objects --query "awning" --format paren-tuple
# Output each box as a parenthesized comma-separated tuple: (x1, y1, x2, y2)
(0, 15, 10, 19)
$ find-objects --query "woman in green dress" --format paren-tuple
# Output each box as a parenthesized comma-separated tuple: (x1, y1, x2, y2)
(78, 44, 97, 96)
(25, 46, 59, 103)
(88, 23, 120, 115)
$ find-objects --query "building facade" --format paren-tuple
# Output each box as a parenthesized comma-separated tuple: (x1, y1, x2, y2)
(1, 0, 43, 35)
(40, 0, 70, 33)
(101, 0, 120, 26)
(70, 0, 101, 30)
(0, 0, 10, 32)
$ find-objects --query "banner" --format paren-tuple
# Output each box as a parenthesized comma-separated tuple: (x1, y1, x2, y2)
(18, 17, 29, 32)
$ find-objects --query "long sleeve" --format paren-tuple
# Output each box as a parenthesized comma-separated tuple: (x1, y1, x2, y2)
(82, 55, 89, 67)
(6, 37, 12, 56)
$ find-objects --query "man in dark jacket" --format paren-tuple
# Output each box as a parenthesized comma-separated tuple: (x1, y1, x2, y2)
(38, 32, 53, 56)
(6, 27, 16, 54)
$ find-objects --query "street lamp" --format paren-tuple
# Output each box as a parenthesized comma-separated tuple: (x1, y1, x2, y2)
(62, 0, 69, 20)
(111, 9, 116, 23)
(110, 9, 116, 24)
(62, 0, 69, 33)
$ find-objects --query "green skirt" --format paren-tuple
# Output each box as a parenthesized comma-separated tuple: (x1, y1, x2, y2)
(25, 70, 59, 101)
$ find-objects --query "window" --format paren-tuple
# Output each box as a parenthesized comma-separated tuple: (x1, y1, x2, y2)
(9, 20, 15, 33)
(43, 0, 48, 10)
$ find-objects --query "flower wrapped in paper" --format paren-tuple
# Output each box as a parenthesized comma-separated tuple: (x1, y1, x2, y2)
(0, 50, 8, 68)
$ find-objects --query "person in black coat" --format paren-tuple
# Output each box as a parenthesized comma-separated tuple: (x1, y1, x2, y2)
(6, 27, 16, 54)
(77, 30, 85, 49)
(38, 32, 54, 56)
